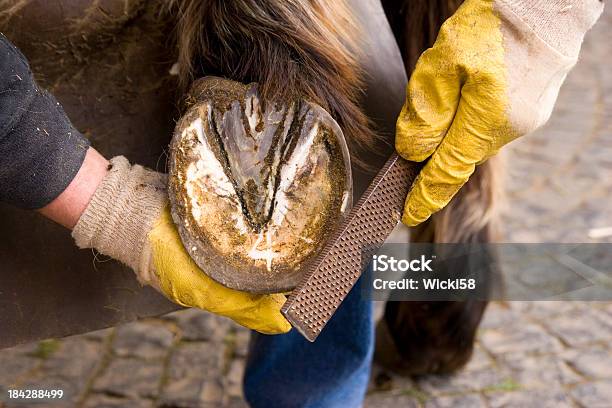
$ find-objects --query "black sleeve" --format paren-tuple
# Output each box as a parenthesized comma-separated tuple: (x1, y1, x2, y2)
(0, 33, 90, 210)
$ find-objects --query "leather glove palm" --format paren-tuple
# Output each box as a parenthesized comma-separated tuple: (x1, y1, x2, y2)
(396, 0, 603, 226)
(72, 156, 290, 334)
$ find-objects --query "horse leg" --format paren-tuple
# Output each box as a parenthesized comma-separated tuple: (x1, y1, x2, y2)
(375, 156, 504, 375)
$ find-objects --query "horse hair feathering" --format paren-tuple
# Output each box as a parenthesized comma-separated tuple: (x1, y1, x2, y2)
(169, 0, 382, 167)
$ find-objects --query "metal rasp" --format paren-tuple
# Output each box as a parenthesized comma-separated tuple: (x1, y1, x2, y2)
(281, 153, 423, 341)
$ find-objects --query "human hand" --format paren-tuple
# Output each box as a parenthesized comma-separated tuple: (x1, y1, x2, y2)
(395, 0, 603, 226)
(148, 208, 291, 334)
(72, 156, 290, 334)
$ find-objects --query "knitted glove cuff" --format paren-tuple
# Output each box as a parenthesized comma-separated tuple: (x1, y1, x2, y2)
(72, 156, 168, 282)
(498, 0, 604, 57)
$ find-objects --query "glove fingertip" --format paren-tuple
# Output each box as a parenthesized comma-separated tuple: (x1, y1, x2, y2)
(401, 201, 430, 227)
(256, 316, 292, 335)
(395, 120, 443, 163)
(276, 319, 292, 334)
(251, 294, 291, 335)
(401, 211, 421, 227)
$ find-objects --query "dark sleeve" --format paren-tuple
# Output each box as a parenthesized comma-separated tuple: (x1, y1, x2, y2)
(0, 33, 90, 210)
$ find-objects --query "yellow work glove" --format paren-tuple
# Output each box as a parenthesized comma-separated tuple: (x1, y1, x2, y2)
(72, 156, 291, 335)
(396, 0, 603, 226)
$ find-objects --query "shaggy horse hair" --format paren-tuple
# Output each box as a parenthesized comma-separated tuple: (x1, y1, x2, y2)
(169, 0, 382, 168)
(170, 0, 504, 375)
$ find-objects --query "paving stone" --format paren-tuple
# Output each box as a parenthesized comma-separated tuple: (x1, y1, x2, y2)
(540, 309, 612, 347)
(504, 229, 544, 243)
(603, 303, 612, 319)
(569, 380, 612, 408)
(480, 322, 563, 355)
(2, 398, 72, 407)
(82, 394, 152, 408)
(226, 397, 249, 408)
(0, 353, 39, 387)
(163, 309, 229, 342)
(462, 345, 493, 372)
(166, 342, 224, 381)
(200, 380, 225, 405)
(425, 394, 486, 408)
(4, 376, 83, 407)
(364, 392, 420, 408)
(590, 307, 612, 329)
(159, 379, 226, 408)
(563, 347, 612, 379)
(522, 301, 589, 320)
(233, 329, 250, 358)
(158, 343, 226, 407)
(225, 359, 245, 399)
(503, 301, 537, 314)
(486, 388, 573, 408)
(417, 367, 511, 395)
(41, 337, 103, 382)
(158, 376, 208, 408)
(112, 321, 175, 360)
(2, 342, 40, 356)
(479, 303, 520, 330)
(498, 354, 581, 388)
(92, 358, 163, 399)
(3, 338, 105, 406)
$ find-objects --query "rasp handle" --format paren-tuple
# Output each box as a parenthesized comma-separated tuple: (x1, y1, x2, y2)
(281, 153, 422, 341)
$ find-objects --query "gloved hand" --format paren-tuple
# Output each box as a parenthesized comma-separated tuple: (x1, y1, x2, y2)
(396, 0, 603, 226)
(72, 156, 291, 334)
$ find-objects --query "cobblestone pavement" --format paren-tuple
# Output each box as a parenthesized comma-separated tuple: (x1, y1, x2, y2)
(1, 6, 611, 408)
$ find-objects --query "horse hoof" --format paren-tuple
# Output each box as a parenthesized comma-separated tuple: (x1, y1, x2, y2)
(169, 77, 352, 293)
(374, 300, 487, 376)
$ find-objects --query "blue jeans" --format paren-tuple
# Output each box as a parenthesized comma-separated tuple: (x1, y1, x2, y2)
(243, 278, 374, 408)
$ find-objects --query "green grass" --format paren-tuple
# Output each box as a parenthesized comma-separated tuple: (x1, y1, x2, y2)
(483, 378, 522, 393)
(400, 387, 430, 404)
(31, 339, 60, 359)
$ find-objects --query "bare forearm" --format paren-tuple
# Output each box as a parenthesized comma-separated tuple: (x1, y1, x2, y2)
(38, 148, 109, 229)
